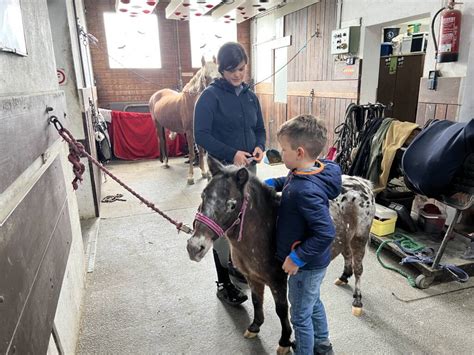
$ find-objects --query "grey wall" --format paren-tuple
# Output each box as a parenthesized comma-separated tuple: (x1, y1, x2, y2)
(47, 0, 100, 219)
(0, 0, 85, 353)
(0, 1, 58, 95)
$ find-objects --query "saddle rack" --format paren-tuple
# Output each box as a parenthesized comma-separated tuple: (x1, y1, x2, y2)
(432, 154, 474, 270)
(371, 154, 474, 289)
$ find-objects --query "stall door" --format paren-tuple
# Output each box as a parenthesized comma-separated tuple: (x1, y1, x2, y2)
(0, 92, 72, 353)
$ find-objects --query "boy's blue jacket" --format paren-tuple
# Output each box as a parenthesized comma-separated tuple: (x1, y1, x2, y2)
(194, 78, 266, 164)
(266, 160, 342, 270)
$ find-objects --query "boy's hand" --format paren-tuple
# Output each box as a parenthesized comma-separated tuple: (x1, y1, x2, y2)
(282, 256, 299, 275)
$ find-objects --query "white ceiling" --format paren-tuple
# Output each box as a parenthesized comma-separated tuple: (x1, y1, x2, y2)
(165, 0, 293, 23)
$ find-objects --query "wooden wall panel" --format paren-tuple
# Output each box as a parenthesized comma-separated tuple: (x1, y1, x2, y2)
(257, 93, 287, 149)
(0, 157, 71, 354)
(418, 77, 461, 105)
(446, 105, 459, 121)
(416, 76, 461, 125)
(285, 0, 337, 82)
(255, 0, 357, 154)
(0, 92, 67, 194)
(416, 102, 459, 126)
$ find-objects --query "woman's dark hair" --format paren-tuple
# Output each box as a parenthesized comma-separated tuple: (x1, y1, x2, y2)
(217, 42, 248, 74)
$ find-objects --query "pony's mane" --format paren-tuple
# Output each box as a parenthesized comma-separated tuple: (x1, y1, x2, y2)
(249, 175, 281, 209)
(220, 165, 280, 208)
(183, 67, 204, 94)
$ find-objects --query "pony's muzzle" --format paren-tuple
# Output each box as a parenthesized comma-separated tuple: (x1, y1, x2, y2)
(186, 234, 212, 262)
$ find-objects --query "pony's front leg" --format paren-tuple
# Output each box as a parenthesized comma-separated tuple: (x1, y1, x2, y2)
(185, 133, 195, 185)
(198, 146, 210, 180)
(244, 279, 265, 339)
(270, 278, 293, 355)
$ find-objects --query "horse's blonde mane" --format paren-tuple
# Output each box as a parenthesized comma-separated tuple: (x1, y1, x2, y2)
(183, 68, 205, 95)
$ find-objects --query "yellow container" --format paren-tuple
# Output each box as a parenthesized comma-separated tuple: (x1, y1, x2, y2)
(370, 204, 398, 236)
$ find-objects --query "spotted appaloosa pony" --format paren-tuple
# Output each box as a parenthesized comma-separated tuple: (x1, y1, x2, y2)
(186, 158, 375, 353)
(149, 56, 220, 184)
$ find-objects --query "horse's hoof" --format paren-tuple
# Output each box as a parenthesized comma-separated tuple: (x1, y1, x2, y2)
(243, 330, 258, 339)
(334, 278, 348, 286)
(187, 178, 195, 185)
(163, 164, 170, 169)
(276, 346, 291, 355)
(202, 172, 210, 179)
(352, 306, 363, 317)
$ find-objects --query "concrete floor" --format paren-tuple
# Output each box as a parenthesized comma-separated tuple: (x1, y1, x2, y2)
(77, 158, 474, 354)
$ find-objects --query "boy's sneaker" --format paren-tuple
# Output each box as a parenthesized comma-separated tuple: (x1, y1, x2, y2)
(314, 343, 334, 355)
(216, 282, 248, 306)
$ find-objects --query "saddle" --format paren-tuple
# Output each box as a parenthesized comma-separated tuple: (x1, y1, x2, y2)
(402, 119, 474, 198)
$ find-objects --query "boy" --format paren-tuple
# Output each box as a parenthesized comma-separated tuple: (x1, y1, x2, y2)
(265, 114, 341, 355)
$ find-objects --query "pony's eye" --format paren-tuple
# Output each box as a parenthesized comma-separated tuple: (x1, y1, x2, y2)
(226, 199, 237, 211)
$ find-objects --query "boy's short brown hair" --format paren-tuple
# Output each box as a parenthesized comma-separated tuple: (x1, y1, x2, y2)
(277, 114, 327, 159)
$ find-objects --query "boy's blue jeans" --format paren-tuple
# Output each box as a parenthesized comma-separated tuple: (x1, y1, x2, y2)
(288, 267, 329, 355)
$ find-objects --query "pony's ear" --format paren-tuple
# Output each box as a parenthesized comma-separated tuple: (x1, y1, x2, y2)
(212, 55, 217, 64)
(207, 156, 224, 176)
(235, 167, 249, 188)
(201, 55, 206, 67)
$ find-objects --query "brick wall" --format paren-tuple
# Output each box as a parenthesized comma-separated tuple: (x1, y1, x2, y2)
(85, 0, 251, 107)
(237, 20, 251, 83)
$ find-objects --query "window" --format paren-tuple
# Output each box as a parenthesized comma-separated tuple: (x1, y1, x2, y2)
(189, 16, 236, 68)
(103, 12, 161, 69)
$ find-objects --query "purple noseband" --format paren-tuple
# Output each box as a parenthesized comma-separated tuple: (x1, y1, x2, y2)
(194, 193, 249, 242)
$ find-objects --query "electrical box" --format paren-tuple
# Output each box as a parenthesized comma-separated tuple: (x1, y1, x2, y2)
(331, 27, 360, 55)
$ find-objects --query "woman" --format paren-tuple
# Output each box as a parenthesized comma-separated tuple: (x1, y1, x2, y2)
(194, 42, 266, 306)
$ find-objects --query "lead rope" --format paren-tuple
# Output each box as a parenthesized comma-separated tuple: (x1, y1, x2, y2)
(49, 116, 193, 234)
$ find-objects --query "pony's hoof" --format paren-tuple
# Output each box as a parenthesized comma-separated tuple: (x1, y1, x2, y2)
(352, 306, 363, 317)
(276, 346, 291, 355)
(187, 178, 195, 185)
(202, 172, 210, 179)
(334, 278, 348, 286)
(163, 164, 170, 169)
(243, 330, 258, 338)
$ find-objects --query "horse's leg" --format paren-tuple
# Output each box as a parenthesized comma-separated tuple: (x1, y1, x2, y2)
(154, 124, 163, 164)
(198, 146, 209, 179)
(269, 279, 293, 355)
(243, 279, 265, 339)
(350, 232, 369, 316)
(157, 123, 169, 168)
(185, 131, 195, 185)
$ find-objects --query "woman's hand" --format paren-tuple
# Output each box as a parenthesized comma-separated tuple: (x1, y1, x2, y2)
(234, 150, 252, 166)
(252, 146, 264, 163)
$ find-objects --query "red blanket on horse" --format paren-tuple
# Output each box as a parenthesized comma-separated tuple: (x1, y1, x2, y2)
(110, 110, 186, 160)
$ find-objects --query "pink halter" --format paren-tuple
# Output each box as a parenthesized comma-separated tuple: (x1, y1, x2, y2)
(194, 193, 250, 242)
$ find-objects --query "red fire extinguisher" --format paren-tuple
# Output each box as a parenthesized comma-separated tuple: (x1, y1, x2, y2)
(432, 1, 462, 63)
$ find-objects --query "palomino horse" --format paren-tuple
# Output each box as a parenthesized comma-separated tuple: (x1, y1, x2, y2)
(187, 158, 375, 354)
(149, 56, 220, 184)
